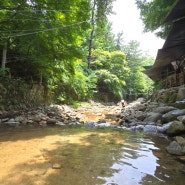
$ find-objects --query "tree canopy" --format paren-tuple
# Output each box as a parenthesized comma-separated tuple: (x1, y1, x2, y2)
(0, 0, 154, 106)
(135, 0, 176, 39)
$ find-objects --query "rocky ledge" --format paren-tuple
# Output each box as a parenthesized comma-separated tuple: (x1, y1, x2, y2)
(117, 98, 185, 157)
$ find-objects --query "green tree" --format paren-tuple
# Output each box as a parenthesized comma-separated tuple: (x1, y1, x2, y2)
(0, 0, 90, 72)
(90, 49, 129, 101)
(122, 40, 154, 98)
(0, 0, 94, 104)
(87, 0, 115, 68)
(135, 0, 175, 38)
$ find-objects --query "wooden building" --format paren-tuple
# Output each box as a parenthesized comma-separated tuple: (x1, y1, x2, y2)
(144, 0, 185, 88)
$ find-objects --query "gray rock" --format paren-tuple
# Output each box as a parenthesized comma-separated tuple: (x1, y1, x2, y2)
(144, 112, 162, 122)
(166, 121, 185, 136)
(182, 146, 185, 154)
(135, 125, 144, 132)
(46, 118, 57, 125)
(56, 122, 66, 126)
(15, 116, 25, 123)
(166, 141, 183, 155)
(154, 106, 177, 114)
(176, 87, 185, 101)
(95, 123, 111, 128)
(162, 109, 185, 123)
(157, 122, 173, 133)
(4, 119, 20, 127)
(129, 122, 137, 127)
(135, 104, 147, 111)
(39, 120, 47, 126)
(134, 111, 146, 121)
(178, 115, 185, 124)
(85, 121, 96, 128)
(69, 122, 81, 126)
(176, 136, 185, 146)
(144, 125, 158, 134)
(33, 115, 42, 122)
(137, 98, 146, 103)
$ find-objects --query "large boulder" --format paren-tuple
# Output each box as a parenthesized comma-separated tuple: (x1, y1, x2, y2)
(166, 141, 183, 155)
(144, 112, 162, 123)
(166, 121, 185, 136)
(133, 111, 147, 121)
(166, 136, 185, 155)
(153, 106, 177, 114)
(162, 109, 185, 123)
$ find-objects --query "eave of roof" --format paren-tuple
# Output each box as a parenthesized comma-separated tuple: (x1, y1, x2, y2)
(144, 3, 185, 82)
(164, 0, 185, 23)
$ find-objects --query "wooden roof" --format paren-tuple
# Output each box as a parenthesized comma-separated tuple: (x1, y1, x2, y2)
(144, 0, 185, 82)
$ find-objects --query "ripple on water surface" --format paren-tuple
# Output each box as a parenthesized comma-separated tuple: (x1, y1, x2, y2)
(0, 127, 184, 185)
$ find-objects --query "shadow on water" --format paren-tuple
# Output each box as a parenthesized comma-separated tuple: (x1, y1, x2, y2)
(0, 127, 184, 185)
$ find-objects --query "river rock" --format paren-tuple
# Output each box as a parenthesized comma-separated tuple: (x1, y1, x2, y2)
(144, 112, 162, 122)
(157, 122, 173, 133)
(166, 136, 185, 155)
(46, 118, 57, 126)
(166, 141, 183, 155)
(52, 163, 62, 169)
(162, 109, 185, 123)
(166, 121, 185, 136)
(134, 111, 146, 121)
(176, 136, 185, 147)
(85, 121, 96, 128)
(3, 118, 20, 127)
(96, 123, 111, 128)
(178, 115, 185, 124)
(176, 87, 185, 101)
(39, 120, 47, 126)
(154, 106, 177, 114)
(135, 125, 145, 132)
(144, 125, 158, 134)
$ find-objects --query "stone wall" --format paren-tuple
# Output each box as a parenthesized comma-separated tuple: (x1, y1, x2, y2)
(152, 85, 185, 103)
(0, 82, 50, 110)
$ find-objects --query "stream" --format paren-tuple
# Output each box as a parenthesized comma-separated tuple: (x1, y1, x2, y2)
(0, 126, 184, 185)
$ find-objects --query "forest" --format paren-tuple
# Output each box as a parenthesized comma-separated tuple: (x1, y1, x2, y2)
(0, 0, 175, 107)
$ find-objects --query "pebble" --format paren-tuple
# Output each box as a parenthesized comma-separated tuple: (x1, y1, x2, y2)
(52, 163, 62, 169)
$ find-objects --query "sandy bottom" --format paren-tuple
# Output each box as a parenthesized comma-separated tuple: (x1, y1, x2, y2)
(0, 127, 123, 185)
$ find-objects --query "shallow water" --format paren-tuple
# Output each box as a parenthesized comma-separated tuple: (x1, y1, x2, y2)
(0, 126, 184, 185)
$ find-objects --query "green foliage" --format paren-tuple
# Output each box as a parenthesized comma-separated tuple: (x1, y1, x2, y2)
(0, 0, 93, 104)
(0, 0, 157, 106)
(89, 49, 129, 101)
(135, 0, 176, 38)
(0, 0, 90, 73)
(47, 62, 97, 104)
(0, 68, 10, 78)
(95, 69, 123, 101)
(121, 40, 154, 98)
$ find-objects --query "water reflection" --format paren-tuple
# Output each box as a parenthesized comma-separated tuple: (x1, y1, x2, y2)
(100, 134, 185, 185)
(101, 137, 161, 185)
(0, 127, 184, 185)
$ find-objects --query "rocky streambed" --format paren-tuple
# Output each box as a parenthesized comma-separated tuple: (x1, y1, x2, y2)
(0, 99, 185, 160)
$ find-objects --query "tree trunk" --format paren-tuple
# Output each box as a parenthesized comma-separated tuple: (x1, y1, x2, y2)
(87, 0, 96, 69)
(2, 43, 7, 68)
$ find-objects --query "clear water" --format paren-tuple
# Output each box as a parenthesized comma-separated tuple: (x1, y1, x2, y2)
(0, 127, 184, 185)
